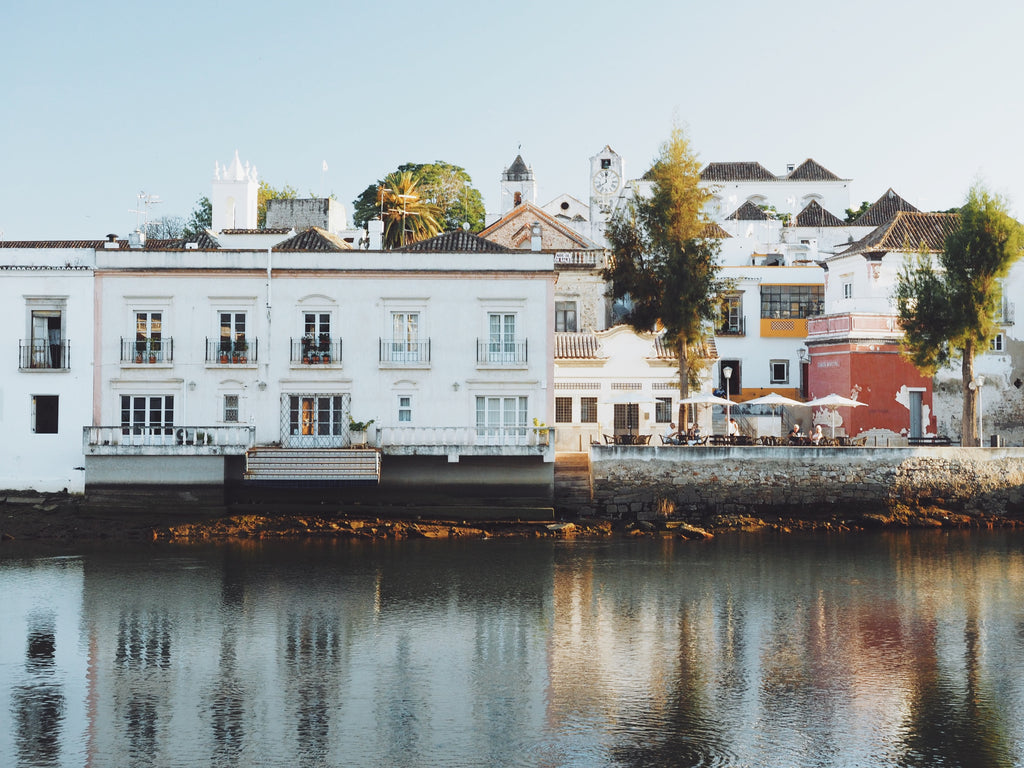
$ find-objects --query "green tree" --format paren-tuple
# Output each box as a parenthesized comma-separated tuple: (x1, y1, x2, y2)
(181, 196, 212, 240)
(895, 185, 1023, 445)
(604, 126, 724, 425)
(374, 171, 443, 248)
(845, 200, 870, 222)
(353, 161, 484, 232)
(257, 181, 298, 228)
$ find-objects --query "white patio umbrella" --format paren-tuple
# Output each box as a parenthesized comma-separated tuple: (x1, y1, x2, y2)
(678, 393, 733, 435)
(743, 392, 806, 437)
(804, 394, 868, 438)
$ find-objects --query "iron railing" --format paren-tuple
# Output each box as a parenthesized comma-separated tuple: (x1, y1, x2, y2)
(290, 338, 342, 364)
(207, 338, 259, 364)
(19, 340, 70, 370)
(476, 339, 528, 364)
(379, 338, 430, 364)
(716, 317, 746, 336)
(121, 337, 173, 364)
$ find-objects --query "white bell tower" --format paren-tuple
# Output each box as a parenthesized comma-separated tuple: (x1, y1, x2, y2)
(499, 154, 536, 215)
(588, 145, 624, 241)
(212, 150, 259, 231)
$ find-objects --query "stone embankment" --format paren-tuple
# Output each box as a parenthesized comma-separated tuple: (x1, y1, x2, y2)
(591, 445, 1024, 526)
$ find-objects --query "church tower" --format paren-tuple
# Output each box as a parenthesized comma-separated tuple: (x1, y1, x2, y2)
(588, 145, 623, 242)
(499, 154, 537, 215)
(211, 150, 259, 231)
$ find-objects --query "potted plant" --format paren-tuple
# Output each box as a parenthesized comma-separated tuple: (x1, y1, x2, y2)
(319, 332, 331, 363)
(532, 417, 549, 446)
(219, 339, 230, 365)
(302, 334, 314, 364)
(349, 417, 375, 446)
(135, 338, 145, 364)
(235, 336, 248, 364)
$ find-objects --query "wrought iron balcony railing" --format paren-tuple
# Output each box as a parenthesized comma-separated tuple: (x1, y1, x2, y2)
(476, 339, 528, 364)
(121, 338, 173, 364)
(379, 338, 430, 364)
(290, 338, 342, 364)
(20, 340, 70, 370)
(207, 338, 259, 364)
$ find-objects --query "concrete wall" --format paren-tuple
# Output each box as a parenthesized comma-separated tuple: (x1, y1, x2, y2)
(590, 445, 1024, 520)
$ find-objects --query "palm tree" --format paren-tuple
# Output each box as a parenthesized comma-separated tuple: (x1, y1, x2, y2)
(376, 171, 442, 248)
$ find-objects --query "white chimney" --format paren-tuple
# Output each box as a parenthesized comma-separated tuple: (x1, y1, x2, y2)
(103, 234, 119, 249)
(530, 222, 542, 252)
(367, 218, 384, 250)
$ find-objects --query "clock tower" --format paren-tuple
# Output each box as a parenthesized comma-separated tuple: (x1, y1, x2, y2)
(589, 145, 623, 243)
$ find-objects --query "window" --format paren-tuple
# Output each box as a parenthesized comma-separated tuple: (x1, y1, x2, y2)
(655, 397, 672, 423)
(555, 302, 578, 333)
(32, 395, 58, 434)
(220, 312, 247, 351)
(843, 282, 853, 299)
(120, 395, 174, 440)
(555, 397, 573, 423)
(29, 310, 65, 369)
(398, 396, 412, 422)
(223, 394, 239, 423)
(770, 360, 790, 384)
(601, 158, 611, 169)
(760, 285, 823, 319)
(487, 313, 522, 363)
(614, 404, 639, 432)
(718, 294, 743, 335)
(135, 312, 164, 361)
(388, 312, 424, 362)
(581, 397, 597, 423)
(286, 394, 346, 448)
(475, 396, 528, 443)
(991, 333, 1005, 352)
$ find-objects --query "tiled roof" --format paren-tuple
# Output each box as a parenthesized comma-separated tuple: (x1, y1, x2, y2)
(397, 229, 511, 253)
(0, 239, 120, 249)
(852, 188, 919, 227)
(478, 201, 599, 249)
(702, 221, 732, 239)
(701, 162, 776, 182)
(786, 159, 843, 181)
(503, 154, 531, 181)
(794, 200, 846, 228)
(274, 227, 352, 251)
(652, 333, 717, 360)
(726, 201, 771, 221)
(221, 228, 292, 235)
(840, 211, 959, 257)
(555, 332, 603, 359)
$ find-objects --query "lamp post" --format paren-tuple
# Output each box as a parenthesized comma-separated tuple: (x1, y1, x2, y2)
(969, 375, 985, 446)
(723, 366, 733, 434)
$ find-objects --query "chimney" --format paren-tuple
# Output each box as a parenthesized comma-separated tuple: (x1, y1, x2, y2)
(530, 222, 542, 252)
(786, 163, 795, 173)
(367, 218, 384, 250)
(103, 234, 119, 249)
(128, 230, 146, 248)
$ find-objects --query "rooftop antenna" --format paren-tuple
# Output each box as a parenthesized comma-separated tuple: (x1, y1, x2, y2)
(129, 191, 162, 234)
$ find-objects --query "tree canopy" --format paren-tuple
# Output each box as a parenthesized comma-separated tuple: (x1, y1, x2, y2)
(373, 171, 443, 248)
(604, 126, 723, 423)
(182, 196, 211, 240)
(895, 184, 1023, 445)
(353, 162, 485, 232)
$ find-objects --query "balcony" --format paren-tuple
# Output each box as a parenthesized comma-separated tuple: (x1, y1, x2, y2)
(290, 337, 342, 366)
(476, 339, 528, 366)
(207, 338, 259, 365)
(84, 425, 255, 456)
(378, 425, 554, 461)
(715, 318, 746, 337)
(20, 340, 70, 370)
(121, 338, 173, 364)
(997, 301, 1015, 326)
(379, 338, 430, 366)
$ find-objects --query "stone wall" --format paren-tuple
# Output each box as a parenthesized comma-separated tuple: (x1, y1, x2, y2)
(591, 445, 1024, 521)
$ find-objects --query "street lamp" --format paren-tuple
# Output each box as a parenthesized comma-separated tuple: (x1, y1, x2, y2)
(723, 366, 733, 433)
(969, 375, 985, 446)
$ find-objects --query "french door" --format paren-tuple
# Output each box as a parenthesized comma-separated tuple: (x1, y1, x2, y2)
(120, 395, 174, 445)
(284, 394, 350, 448)
(475, 396, 528, 445)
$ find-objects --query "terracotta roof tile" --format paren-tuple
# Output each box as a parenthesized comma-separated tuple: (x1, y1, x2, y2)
(794, 200, 846, 228)
(274, 227, 352, 251)
(840, 211, 959, 257)
(785, 159, 843, 181)
(652, 333, 717, 360)
(702, 221, 732, 238)
(0, 239, 118, 249)
(397, 229, 511, 253)
(701, 162, 776, 182)
(726, 201, 771, 221)
(555, 332, 603, 359)
(852, 188, 919, 227)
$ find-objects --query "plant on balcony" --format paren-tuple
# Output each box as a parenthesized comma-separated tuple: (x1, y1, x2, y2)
(349, 416, 375, 447)
(235, 336, 248, 364)
(219, 339, 230, 364)
(319, 332, 331, 363)
(302, 334, 314, 364)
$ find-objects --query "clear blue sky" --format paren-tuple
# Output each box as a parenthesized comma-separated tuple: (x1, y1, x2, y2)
(2, 0, 1021, 240)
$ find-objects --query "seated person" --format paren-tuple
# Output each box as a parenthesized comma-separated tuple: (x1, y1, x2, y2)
(810, 424, 824, 445)
(663, 422, 682, 445)
(789, 423, 803, 439)
(688, 423, 703, 444)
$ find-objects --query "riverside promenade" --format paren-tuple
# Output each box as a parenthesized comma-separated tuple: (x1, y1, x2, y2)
(588, 445, 1024, 522)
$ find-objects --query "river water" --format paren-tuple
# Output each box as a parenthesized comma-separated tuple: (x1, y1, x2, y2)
(2, 530, 1024, 768)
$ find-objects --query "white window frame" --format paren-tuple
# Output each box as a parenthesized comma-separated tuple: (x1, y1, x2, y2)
(770, 359, 790, 385)
(555, 301, 577, 333)
(475, 395, 528, 445)
(398, 394, 413, 423)
(990, 333, 1005, 352)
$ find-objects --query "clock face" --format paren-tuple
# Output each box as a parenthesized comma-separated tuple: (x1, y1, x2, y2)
(593, 169, 619, 194)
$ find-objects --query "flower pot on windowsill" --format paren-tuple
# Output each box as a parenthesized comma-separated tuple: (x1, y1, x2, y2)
(149, 354, 156, 364)
(135, 354, 143, 364)
(350, 430, 367, 446)
(220, 353, 229, 364)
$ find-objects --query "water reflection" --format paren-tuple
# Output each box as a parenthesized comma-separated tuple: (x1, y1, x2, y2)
(2, 532, 1024, 767)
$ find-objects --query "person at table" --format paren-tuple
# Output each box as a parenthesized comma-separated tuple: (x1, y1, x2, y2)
(687, 423, 703, 445)
(727, 418, 740, 437)
(663, 422, 682, 445)
(810, 424, 824, 445)
(789, 423, 803, 440)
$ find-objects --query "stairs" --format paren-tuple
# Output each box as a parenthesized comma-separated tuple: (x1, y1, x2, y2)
(244, 448, 381, 486)
(554, 452, 593, 515)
